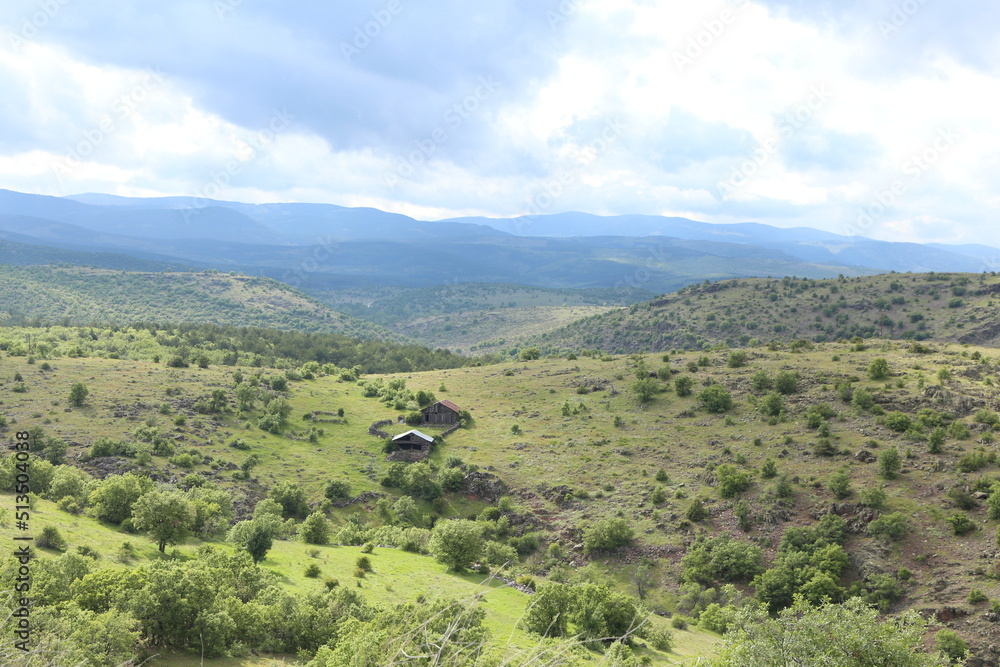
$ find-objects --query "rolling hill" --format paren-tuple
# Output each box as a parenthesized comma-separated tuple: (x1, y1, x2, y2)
(0, 265, 397, 340)
(1, 318, 998, 662)
(530, 272, 1000, 354)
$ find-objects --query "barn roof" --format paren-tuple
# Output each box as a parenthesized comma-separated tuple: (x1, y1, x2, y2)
(392, 429, 434, 443)
(427, 399, 460, 413)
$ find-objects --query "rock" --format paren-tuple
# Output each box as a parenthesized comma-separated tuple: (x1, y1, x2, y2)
(463, 471, 509, 503)
(855, 450, 877, 463)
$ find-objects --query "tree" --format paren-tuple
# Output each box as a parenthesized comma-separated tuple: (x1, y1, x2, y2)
(132, 489, 196, 552)
(774, 371, 799, 395)
(631, 377, 661, 403)
(713, 597, 951, 666)
(88, 472, 155, 525)
(68, 382, 89, 407)
(300, 511, 330, 544)
(828, 468, 853, 499)
(245, 523, 273, 563)
(878, 446, 901, 479)
(519, 347, 541, 361)
(521, 582, 571, 637)
(429, 519, 483, 571)
(675, 375, 694, 396)
(868, 357, 891, 380)
(268, 481, 308, 517)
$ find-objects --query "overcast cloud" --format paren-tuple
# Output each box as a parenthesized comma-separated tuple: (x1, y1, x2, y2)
(0, 0, 997, 244)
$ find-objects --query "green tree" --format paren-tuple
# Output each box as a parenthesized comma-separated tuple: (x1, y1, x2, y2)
(698, 385, 733, 412)
(268, 481, 308, 517)
(631, 377, 662, 403)
(878, 446, 902, 479)
(713, 597, 950, 666)
(132, 489, 196, 552)
(429, 519, 483, 571)
(521, 582, 571, 637)
(828, 468, 852, 499)
(933, 630, 968, 663)
(868, 357, 891, 380)
(675, 375, 694, 396)
(68, 382, 89, 407)
(774, 371, 799, 395)
(88, 472, 155, 524)
(519, 347, 541, 361)
(300, 511, 331, 544)
(245, 523, 273, 563)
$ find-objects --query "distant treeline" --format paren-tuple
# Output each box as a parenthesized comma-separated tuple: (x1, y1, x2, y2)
(0, 321, 483, 373)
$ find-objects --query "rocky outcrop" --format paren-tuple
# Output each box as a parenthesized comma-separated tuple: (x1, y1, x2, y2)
(463, 471, 508, 502)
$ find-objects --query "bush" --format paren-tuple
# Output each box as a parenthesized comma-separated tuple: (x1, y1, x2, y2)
(37, 525, 67, 550)
(774, 371, 799, 395)
(877, 447, 902, 479)
(304, 563, 321, 578)
(324, 479, 352, 500)
(68, 382, 89, 406)
(967, 588, 988, 604)
(698, 385, 733, 412)
(675, 375, 694, 397)
(356, 555, 372, 571)
(758, 392, 784, 418)
(867, 512, 909, 541)
(934, 629, 968, 662)
(867, 358, 890, 380)
(851, 388, 876, 411)
(687, 497, 707, 522)
(727, 351, 748, 368)
(716, 464, 751, 498)
(946, 512, 976, 536)
(582, 517, 635, 554)
(749, 370, 772, 392)
(828, 468, 852, 499)
(884, 411, 912, 433)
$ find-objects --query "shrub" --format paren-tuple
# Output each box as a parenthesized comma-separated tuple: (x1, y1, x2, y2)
(828, 468, 852, 499)
(851, 388, 876, 411)
(698, 385, 733, 412)
(760, 458, 778, 479)
(957, 450, 993, 473)
(867, 358, 890, 380)
(749, 370, 772, 392)
(758, 392, 784, 418)
(582, 517, 635, 554)
(727, 351, 748, 368)
(774, 371, 799, 395)
(304, 563, 321, 578)
(356, 555, 372, 571)
(687, 497, 707, 522)
(37, 525, 67, 550)
(867, 512, 909, 541)
(675, 376, 694, 397)
(859, 485, 888, 510)
(968, 588, 988, 604)
(877, 447, 902, 479)
(946, 512, 976, 536)
(934, 630, 968, 662)
(883, 411, 912, 433)
(324, 479, 352, 500)
(68, 382, 89, 406)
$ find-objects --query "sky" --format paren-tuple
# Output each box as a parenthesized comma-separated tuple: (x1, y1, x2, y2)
(0, 0, 997, 245)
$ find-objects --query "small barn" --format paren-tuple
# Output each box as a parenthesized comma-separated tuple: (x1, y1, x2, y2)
(391, 429, 434, 452)
(421, 399, 461, 425)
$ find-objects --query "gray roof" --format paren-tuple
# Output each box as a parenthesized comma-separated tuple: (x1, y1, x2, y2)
(392, 429, 434, 443)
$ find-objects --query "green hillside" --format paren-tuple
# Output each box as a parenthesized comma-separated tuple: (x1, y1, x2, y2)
(0, 322, 997, 663)
(0, 265, 396, 340)
(530, 272, 1000, 354)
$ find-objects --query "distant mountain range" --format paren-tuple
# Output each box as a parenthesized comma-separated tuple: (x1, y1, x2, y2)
(0, 189, 996, 297)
